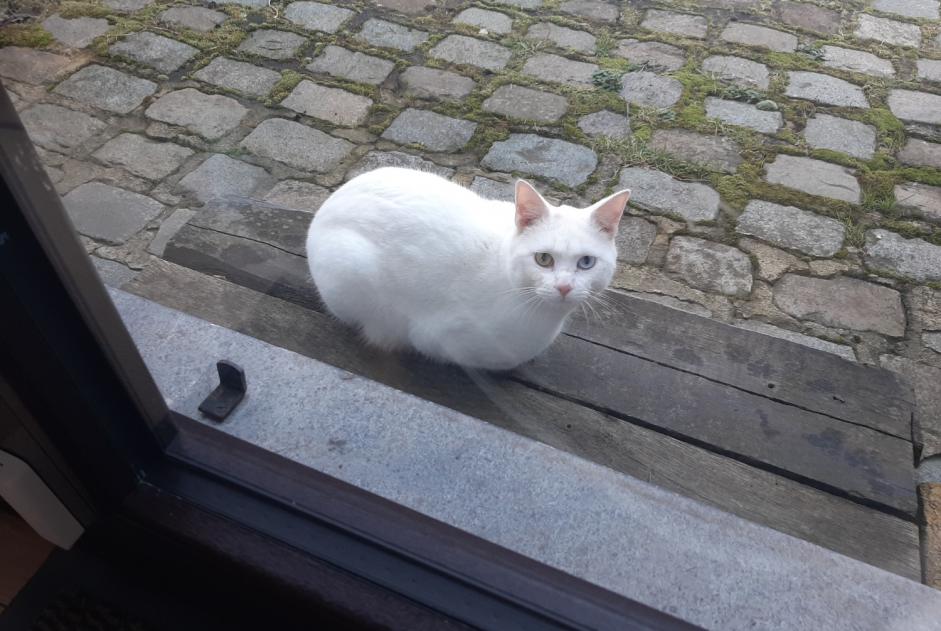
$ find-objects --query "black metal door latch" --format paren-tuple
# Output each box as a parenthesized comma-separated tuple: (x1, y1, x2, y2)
(198, 360, 247, 421)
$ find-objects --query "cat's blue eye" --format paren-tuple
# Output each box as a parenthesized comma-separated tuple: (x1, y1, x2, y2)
(534, 252, 554, 267)
(577, 256, 596, 270)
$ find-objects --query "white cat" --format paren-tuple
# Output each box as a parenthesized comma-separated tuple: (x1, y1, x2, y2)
(306, 167, 630, 370)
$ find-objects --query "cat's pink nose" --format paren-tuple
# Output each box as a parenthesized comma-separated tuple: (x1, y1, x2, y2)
(556, 284, 572, 297)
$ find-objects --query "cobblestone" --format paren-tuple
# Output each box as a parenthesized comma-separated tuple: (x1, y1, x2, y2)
(649, 129, 742, 173)
(615, 39, 685, 71)
(821, 45, 895, 78)
(159, 7, 227, 32)
(346, 150, 454, 180)
(619, 167, 720, 223)
(666, 236, 753, 297)
(178, 154, 273, 202)
(577, 110, 630, 139)
(307, 46, 394, 85)
(381, 108, 477, 152)
(739, 238, 807, 282)
(193, 57, 281, 98)
(894, 182, 941, 223)
(523, 53, 597, 86)
(21, 104, 105, 152)
(109, 31, 198, 73)
(145, 88, 248, 140)
(888, 90, 941, 125)
(281, 80, 373, 126)
(42, 14, 109, 48)
(702, 55, 769, 90)
(898, 139, 941, 168)
(616, 217, 657, 264)
(917, 59, 941, 83)
(399, 66, 475, 100)
(720, 22, 797, 52)
(775, 1, 842, 34)
(855, 14, 922, 48)
(237, 29, 307, 59)
(241, 118, 353, 172)
(619, 71, 683, 108)
(63, 182, 165, 244)
(0, 47, 76, 84)
(704, 98, 781, 133)
(454, 8, 513, 34)
(736, 200, 845, 257)
(263, 180, 331, 213)
(873, 0, 939, 19)
(482, 85, 568, 123)
(54, 64, 157, 114)
(559, 0, 618, 22)
(784, 71, 869, 108)
(764, 155, 861, 204)
(526, 22, 595, 53)
(469, 177, 515, 201)
(284, 1, 354, 33)
(93, 133, 194, 180)
(359, 18, 428, 51)
(774, 274, 906, 337)
(482, 134, 597, 187)
(641, 10, 708, 39)
(803, 114, 876, 160)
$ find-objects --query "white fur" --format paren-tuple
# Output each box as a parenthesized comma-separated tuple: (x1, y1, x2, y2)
(306, 167, 629, 370)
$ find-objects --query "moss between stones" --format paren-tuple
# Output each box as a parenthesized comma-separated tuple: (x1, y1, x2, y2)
(266, 69, 304, 105)
(57, 0, 112, 19)
(0, 24, 53, 47)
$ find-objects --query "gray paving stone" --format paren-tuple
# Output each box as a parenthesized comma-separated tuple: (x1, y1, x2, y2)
(615, 39, 685, 71)
(482, 134, 597, 187)
(616, 217, 657, 264)
(917, 59, 941, 83)
(855, 14, 921, 48)
(454, 7, 513, 34)
(54, 65, 157, 114)
(899, 139, 941, 169)
(91, 256, 138, 288)
(375, 0, 432, 14)
(889, 90, 941, 125)
(619, 71, 683, 108)
(431, 35, 512, 70)
(109, 31, 198, 73)
(577, 110, 630, 139)
(42, 14, 109, 48)
(263, 180, 331, 213)
(641, 9, 707, 39)
(103, 0, 153, 11)
(284, 1, 354, 33)
(721, 22, 797, 52)
(178, 154, 274, 202)
(381, 108, 477, 152)
(803, 114, 876, 160)
(147, 208, 196, 256)
(399, 66, 475, 100)
(740, 238, 807, 282)
(704, 97, 781, 133)
(873, 0, 939, 19)
(733, 320, 856, 361)
(145, 88, 248, 140)
(925, 333, 941, 354)
(93, 133, 194, 180)
(702, 55, 769, 90)
(358, 18, 428, 52)
(618, 167, 720, 223)
(895, 182, 941, 223)
(736, 200, 845, 256)
(307, 45, 394, 85)
(237, 29, 307, 59)
(649, 129, 742, 173)
(775, 1, 842, 35)
(881, 354, 941, 461)
(281, 80, 373, 126)
(192, 57, 281, 98)
(62, 182, 165, 244)
(469, 176, 514, 201)
(821, 45, 895, 78)
(0, 47, 76, 84)
(913, 286, 941, 330)
(346, 150, 454, 180)
(241, 118, 354, 172)
(522, 53, 597, 86)
(773, 274, 906, 336)
(665, 236, 753, 297)
(20, 104, 105, 152)
(218, 0, 269, 7)
(784, 71, 868, 108)
(482, 85, 567, 123)
(559, 0, 618, 22)
(493, 0, 541, 7)
(526, 22, 595, 53)
(159, 7, 228, 32)
(765, 155, 861, 204)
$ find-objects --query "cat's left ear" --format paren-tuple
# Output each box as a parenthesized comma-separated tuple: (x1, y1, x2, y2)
(590, 189, 631, 237)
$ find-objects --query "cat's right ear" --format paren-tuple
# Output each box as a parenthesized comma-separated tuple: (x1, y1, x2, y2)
(515, 180, 549, 232)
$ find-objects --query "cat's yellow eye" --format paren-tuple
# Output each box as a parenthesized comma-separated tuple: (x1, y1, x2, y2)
(534, 252, 554, 267)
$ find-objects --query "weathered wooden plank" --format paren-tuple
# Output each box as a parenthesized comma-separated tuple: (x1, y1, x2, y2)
(517, 335, 917, 516)
(163, 223, 320, 311)
(123, 259, 922, 578)
(566, 291, 914, 439)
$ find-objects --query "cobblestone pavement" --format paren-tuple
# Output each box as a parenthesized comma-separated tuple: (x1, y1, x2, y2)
(2, 0, 941, 454)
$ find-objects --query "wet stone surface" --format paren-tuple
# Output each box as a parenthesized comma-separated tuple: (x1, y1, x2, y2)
(145, 88, 248, 140)
(63, 182, 165, 244)
(54, 65, 157, 114)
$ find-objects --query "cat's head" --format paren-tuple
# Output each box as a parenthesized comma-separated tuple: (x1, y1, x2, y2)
(507, 180, 630, 308)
